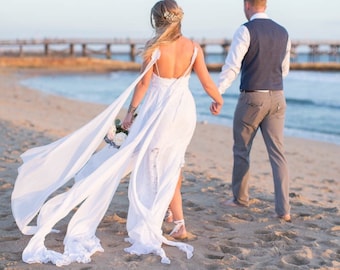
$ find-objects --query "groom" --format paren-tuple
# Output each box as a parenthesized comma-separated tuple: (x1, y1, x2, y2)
(218, 0, 291, 221)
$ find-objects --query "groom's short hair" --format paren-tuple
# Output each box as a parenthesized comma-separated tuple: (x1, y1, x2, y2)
(244, 0, 267, 9)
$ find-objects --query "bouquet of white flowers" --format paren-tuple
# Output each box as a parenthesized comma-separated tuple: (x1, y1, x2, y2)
(104, 119, 129, 148)
(104, 114, 137, 148)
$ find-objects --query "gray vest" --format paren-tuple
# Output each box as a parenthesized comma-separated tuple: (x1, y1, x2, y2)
(240, 19, 289, 91)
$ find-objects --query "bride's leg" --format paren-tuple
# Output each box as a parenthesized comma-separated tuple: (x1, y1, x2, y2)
(169, 172, 184, 220)
(168, 172, 188, 239)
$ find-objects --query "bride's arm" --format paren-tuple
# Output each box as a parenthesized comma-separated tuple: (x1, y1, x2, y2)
(122, 61, 153, 129)
(193, 45, 223, 114)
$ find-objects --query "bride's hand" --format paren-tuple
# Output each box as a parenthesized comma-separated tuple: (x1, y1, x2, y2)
(121, 112, 134, 130)
(210, 101, 222, 115)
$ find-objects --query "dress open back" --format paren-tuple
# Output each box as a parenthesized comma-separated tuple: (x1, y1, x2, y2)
(11, 47, 198, 266)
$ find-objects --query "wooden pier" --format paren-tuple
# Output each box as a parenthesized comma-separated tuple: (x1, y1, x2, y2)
(0, 38, 339, 70)
(0, 38, 149, 61)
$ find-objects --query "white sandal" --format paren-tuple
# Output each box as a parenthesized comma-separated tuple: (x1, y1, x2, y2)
(169, 219, 187, 239)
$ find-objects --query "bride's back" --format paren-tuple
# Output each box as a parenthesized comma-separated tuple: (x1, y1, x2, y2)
(154, 36, 195, 79)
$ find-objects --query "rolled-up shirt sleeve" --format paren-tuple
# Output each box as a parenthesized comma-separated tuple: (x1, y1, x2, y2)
(218, 25, 250, 94)
(282, 38, 291, 78)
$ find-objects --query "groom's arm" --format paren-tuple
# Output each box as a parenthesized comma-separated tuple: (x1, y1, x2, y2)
(218, 25, 250, 94)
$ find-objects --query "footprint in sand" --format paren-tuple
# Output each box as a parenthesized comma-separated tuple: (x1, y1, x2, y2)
(296, 212, 312, 219)
(281, 245, 313, 268)
(295, 236, 318, 249)
(281, 253, 310, 267)
(232, 213, 255, 222)
(304, 222, 324, 230)
(322, 178, 335, 184)
(1, 251, 22, 262)
(0, 182, 13, 190)
(332, 220, 340, 226)
(276, 230, 298, 240)
(321, 206, 338, 213)
(204, 253, 224, 260)
(219, 244, 242, 256)
(316, 239, 339, 249)
(183, 200, 199, 208)
(2, 224, 19, 234)
(327, 225, 340, 237)
(207, 218, 234, 230)
(226, 238, 258, 249)
(204, 242, 244, 263)
(1, 236, 21, 242)
(183, 199, 206, 213)
(254, 228, 299, 248)
(254, 229, 280, 242)
(100, 213, 127, 235)
(124, 254, 143, 262)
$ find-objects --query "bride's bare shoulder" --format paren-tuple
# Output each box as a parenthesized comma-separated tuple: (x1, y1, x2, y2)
(180, 37, 202, 50)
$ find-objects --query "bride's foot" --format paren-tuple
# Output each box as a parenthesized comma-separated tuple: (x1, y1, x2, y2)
(164, 208, 173, 223)
(169, 219, 188, 240)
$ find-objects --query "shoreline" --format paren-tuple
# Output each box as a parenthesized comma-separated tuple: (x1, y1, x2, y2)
(0, 66, 339, 269)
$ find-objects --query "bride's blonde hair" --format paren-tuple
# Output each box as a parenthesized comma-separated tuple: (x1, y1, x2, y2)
(142, 0, 184, 61)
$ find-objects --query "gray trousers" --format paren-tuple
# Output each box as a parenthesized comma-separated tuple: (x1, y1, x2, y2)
(232, 90, 290, 216)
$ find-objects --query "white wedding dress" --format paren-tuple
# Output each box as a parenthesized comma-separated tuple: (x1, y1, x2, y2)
(11, 47, 198, 266)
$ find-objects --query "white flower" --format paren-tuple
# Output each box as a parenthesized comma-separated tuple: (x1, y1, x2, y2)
(106, 125, 117, 141)
(112, 132, 128, 147)
(104, 116, 136, 148)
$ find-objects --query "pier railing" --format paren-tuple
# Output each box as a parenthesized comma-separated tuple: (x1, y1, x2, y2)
(0, 38, 339, 63)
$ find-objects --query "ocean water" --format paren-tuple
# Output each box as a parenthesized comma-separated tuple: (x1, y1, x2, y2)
(21, 69, 340, 145)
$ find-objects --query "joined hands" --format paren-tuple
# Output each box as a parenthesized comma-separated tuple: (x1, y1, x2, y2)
(210, 101, 223, 115)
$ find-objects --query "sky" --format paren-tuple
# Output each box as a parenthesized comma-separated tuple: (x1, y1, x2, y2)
(1, 0, 340, 41)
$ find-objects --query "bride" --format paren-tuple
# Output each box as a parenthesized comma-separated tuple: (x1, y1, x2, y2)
(11, 0, 223, 266)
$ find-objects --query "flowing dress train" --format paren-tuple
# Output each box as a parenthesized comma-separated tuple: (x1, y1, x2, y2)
(11, 47, 198, 266)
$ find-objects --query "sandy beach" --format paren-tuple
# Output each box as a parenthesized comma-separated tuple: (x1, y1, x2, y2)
(0, 62, 339, 269)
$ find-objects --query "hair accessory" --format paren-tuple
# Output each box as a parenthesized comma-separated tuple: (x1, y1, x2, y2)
(164, 11, 180, 23)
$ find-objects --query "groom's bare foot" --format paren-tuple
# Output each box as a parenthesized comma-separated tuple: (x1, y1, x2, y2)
(277, 214, 292, 222)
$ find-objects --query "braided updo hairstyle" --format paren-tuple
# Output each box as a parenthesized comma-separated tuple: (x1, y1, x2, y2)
(142, 0, 184, 60)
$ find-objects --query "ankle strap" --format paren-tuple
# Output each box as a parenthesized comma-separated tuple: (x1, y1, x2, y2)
(173, 219, 185, 225)
(170, 219, 185, 236)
